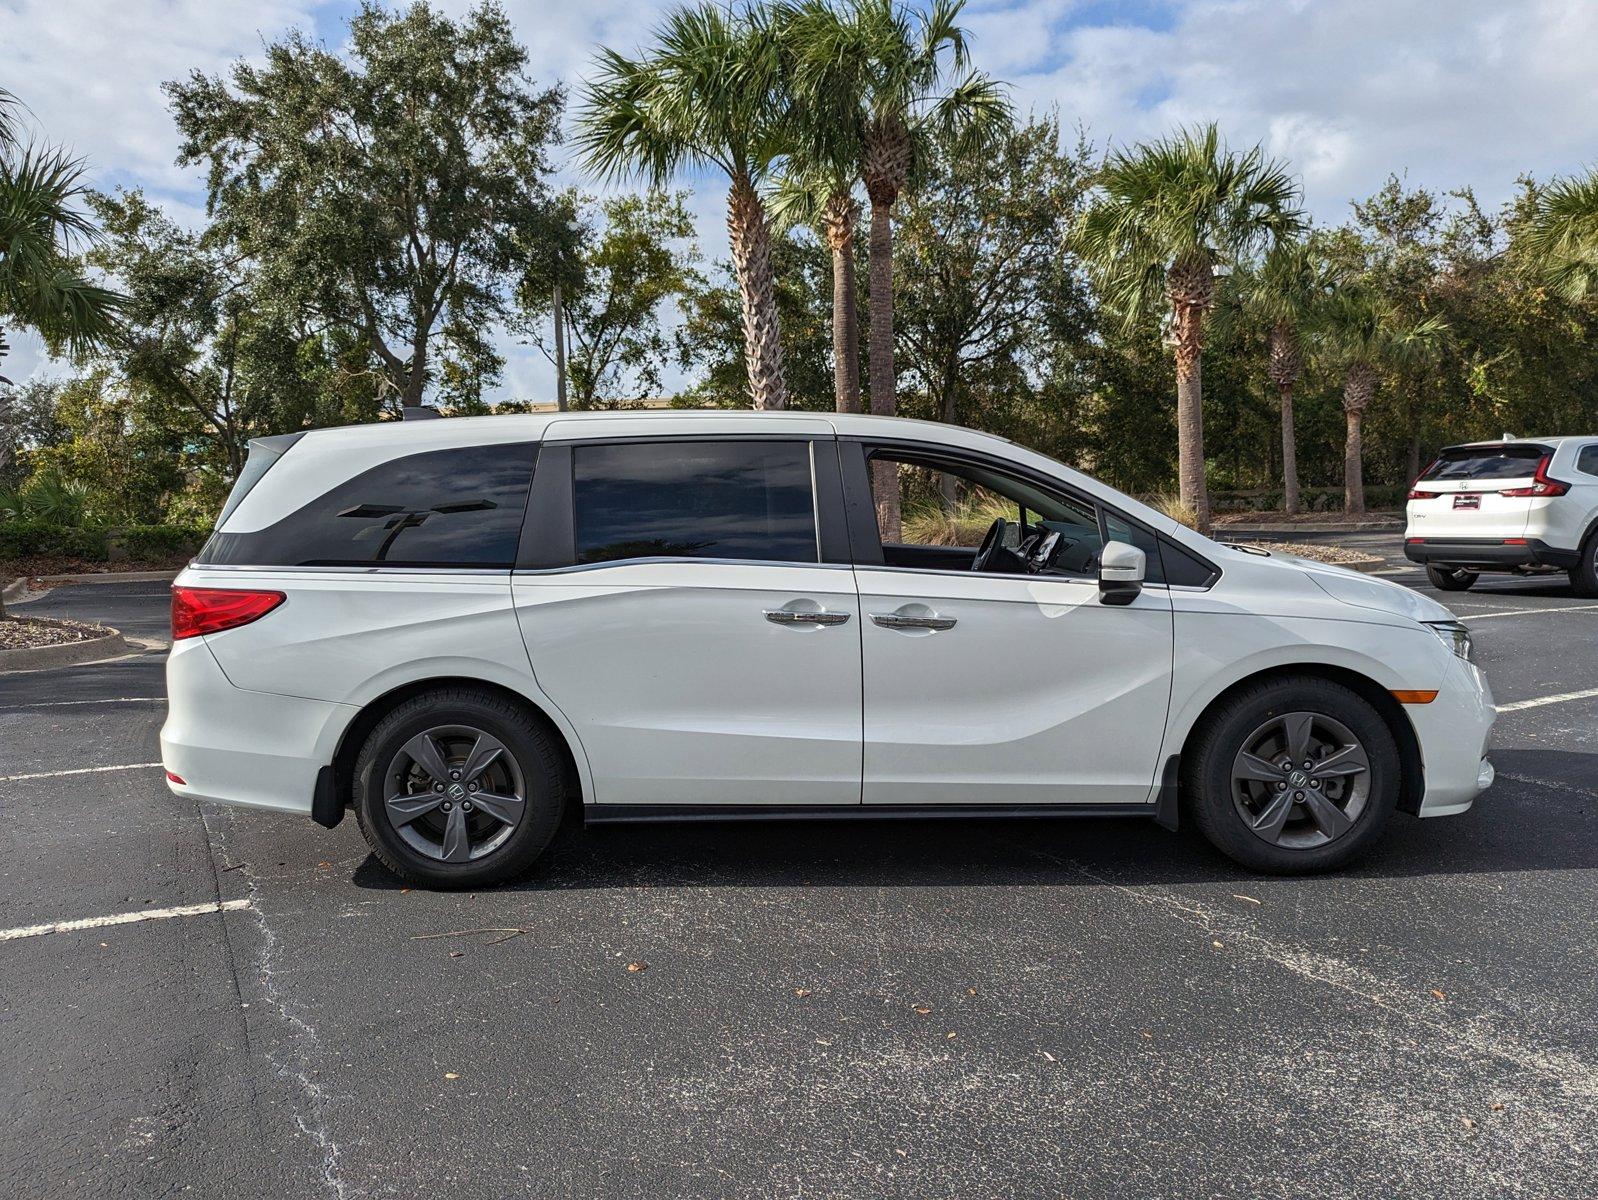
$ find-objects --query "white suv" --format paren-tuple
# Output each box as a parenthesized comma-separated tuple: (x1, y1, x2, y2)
(162, 411, 1495, 887)
(1404, 436, 1598, 592)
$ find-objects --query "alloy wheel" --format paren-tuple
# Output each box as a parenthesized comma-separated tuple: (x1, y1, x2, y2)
(382, 724, 527, 863)
(1230, 711, 1371, 849)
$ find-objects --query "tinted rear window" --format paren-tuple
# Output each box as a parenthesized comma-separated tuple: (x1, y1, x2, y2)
(198, 443, 538, 568)
(574, 440, 818, 565)
(1424, 445, 1548, 481)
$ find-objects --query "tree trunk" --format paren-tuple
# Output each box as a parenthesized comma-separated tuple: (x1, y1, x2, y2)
(822, 191, 861, 414)
(1266, 321, 1303, 516)
(1279, 382, 1300, 516)
(1342, 363, 1376, 514)
(938, 360, 959, 511)
(866, 193, 898, 538)
(726, 177, 787, 410)
(1344, 408, 1365, 514)
(1166, 260, 1214, 534)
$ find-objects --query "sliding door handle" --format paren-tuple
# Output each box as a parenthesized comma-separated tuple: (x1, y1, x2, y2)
(765, 609, 851, 626)
(870, 612, 957, 631)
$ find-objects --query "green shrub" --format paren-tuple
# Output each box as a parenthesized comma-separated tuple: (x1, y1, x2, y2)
(0, 520, 110, 560)
(115, 524, 209, 561)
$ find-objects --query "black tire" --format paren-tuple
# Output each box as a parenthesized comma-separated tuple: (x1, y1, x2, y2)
(1568, 534, 1598, 597)
(353, 687, 567, 889)
(1425, 564, 1477, 591)
(1184, 676, 1400, 874)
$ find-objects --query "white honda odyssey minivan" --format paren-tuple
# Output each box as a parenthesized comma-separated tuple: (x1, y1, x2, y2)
(162, 411, 1495, 888)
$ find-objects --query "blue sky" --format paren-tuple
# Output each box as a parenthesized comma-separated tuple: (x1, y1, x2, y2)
(7, 0, 1598, 401)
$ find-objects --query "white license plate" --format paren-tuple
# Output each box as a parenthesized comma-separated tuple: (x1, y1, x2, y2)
(1453, 494, 1481, 510)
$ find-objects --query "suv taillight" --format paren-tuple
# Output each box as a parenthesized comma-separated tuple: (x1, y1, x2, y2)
(171, 586, 285, 640)
(1499, 454, 1570, 497)
(1407, 487, 1440, 500)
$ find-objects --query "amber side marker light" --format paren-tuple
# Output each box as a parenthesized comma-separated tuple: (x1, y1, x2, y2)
(1391, 690, 1439, 705)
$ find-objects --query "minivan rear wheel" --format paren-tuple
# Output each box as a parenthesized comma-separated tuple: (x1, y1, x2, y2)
(353, 687, 566, 889)
(1425, 564, 1477, 591)
(1185, 676, 1400, 873)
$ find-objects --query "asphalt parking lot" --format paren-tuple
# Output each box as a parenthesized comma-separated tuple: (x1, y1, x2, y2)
(1, 553, 1594, 1200)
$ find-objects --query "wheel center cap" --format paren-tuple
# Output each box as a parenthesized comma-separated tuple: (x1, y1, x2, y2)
(446, 782, 467, 801)
(1287, 770, 1309, 789)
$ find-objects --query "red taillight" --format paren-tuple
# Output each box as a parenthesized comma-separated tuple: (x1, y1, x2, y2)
(1407, 488, 1440, 500)
(1504, 538, 1528, 545)
(1499, 454, 1569, 497)
(1406, 538, 1425, 544)
(171, 586, 285, 640)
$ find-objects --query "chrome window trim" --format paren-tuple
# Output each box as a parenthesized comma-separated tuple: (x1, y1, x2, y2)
(513, 557, 854, 577)
(186, 563, 513, 577)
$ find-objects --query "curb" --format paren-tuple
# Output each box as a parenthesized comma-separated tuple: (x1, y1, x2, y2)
(0, 623, 128, 673)
(2, 569, 180, 604)
(1216, 524, 1401, 537)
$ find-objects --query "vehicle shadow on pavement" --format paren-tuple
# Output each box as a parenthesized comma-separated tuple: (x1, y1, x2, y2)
(348, 747, 1597, 892)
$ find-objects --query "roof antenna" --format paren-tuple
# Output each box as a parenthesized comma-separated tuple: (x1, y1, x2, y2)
(403, 405, 441, 421)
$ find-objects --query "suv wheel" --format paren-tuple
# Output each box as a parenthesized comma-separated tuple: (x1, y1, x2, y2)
(1185, 676, 1400, 873)
(353, 687, 567, 889)
(1425, 564, 1477, 591)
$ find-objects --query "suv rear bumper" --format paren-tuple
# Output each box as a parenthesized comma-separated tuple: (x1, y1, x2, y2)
(1404, 537, 1578, 571)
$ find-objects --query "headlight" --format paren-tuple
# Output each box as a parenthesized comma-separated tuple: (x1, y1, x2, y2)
(1425, 620, 1473, 662)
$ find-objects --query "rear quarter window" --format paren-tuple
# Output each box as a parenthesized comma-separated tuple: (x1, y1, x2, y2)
(1577, 445, 1598, 477)
(197, 443, 539, 568)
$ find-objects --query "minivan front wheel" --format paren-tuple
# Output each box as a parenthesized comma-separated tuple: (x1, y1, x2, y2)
(353, 688, 566, 889)
(1186, 677, 1400, 873)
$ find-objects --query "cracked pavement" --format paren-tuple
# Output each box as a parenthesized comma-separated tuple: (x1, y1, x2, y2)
(0, 571, 1594, 1198)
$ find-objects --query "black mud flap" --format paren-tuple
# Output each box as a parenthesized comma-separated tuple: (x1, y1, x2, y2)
(311, 765, 345, 829)
(1153, 755, 1181, 832)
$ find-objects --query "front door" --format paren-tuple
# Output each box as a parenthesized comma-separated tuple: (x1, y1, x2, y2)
(852, 446, 1175, 806)
(512, 434, 862, 807)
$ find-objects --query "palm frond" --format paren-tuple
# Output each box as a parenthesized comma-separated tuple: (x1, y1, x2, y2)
(1518, 169, 1598, 300)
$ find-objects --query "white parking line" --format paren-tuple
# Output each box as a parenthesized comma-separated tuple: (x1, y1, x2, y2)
(0, 762, 162, 783)
(1497, 687, 1598, 713)
(1463, 603, 1598, 621)
(0, 696, 163, 711)
(0, 899, 250, 943)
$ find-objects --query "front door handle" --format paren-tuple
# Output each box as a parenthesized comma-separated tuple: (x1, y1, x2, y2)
(869, 612, 957, 631)
(765, 609, 851, 626)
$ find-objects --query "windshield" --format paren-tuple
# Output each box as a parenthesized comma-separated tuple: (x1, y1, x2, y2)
(1423, 444, 1548, 481)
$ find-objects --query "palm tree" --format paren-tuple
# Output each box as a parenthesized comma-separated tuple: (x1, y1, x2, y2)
(1077, 124, 1303, 533)
(769, 168, 862, 412)
(1518, 169, 1598, 300)
(577, 4, 791, 409)
(0, 88, 121, 386)
(785, 0, 1008, 533)
(1231, 241, 1331, 515)
(1, 88, 122, 621)
(1317, 285, 1445, 513)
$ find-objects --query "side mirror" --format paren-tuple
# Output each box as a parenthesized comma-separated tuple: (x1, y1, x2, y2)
(1098, 541, 1145, 605)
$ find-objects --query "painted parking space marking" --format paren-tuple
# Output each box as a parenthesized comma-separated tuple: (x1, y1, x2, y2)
(0, 899, 250, 943)
(0, 696, 163, 712)
(1497, 686, 1598, 712)
(1462, 602, 1598, 621)
(0, 762, 162, 783)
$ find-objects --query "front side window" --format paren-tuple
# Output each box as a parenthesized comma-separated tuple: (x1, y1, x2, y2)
(199, 443, 538, 568)
(866, 450, 1167, 583)
(573, 440, 819, 565)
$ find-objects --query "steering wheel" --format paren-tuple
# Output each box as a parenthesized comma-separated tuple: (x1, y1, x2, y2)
(971, 517, 1011, 573)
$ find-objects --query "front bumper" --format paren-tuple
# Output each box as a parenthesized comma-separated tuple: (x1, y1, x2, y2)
(161, 635, 355, 815)
(1406, 656, 1496, 817)
(1404, 537, 1578, 571)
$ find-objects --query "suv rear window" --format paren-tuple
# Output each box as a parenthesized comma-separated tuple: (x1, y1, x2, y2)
(1424, 444, 1548, 481)
(197, 443, 538, 568)
(573, 440, 818, 565)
